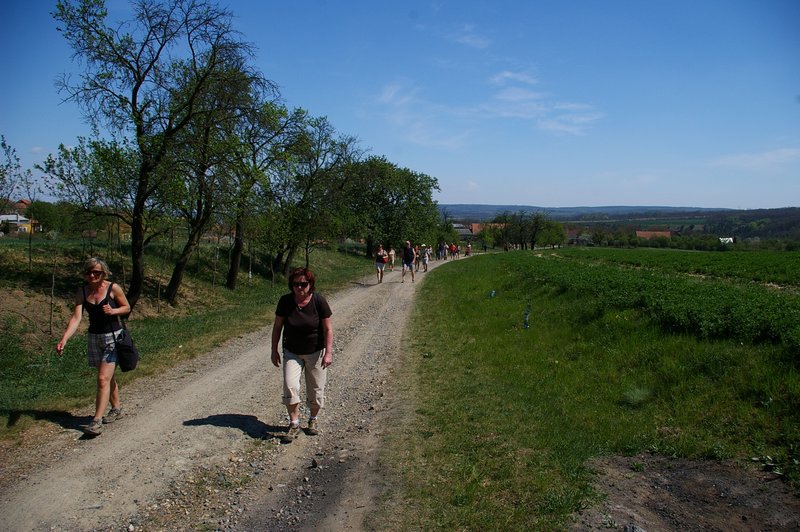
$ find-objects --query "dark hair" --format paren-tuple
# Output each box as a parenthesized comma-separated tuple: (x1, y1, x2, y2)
(287, 267, 316, 291)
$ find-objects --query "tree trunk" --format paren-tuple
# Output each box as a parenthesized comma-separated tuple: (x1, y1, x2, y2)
(225, 217, 244, 290)
(282, 245, 297, 276)
(365, 236, 375, 259)
(164, 228, 204, 305)
(127, 208, 146, 309)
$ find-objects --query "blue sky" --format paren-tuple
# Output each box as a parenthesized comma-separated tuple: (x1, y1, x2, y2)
(1, 1, 798, 209)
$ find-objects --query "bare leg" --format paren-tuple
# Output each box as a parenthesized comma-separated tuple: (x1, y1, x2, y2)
(287, 402, 301, 424)
(94, 362, 116, 420)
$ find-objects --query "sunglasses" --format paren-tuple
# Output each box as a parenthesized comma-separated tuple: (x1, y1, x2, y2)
(85, 270, 104, 277)
(292, 281, 309, 288)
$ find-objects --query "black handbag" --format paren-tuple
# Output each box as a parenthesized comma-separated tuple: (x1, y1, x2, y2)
(114, 322, 139, 372)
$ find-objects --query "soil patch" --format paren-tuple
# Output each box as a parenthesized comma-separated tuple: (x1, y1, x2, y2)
(571, 454, 800, 531)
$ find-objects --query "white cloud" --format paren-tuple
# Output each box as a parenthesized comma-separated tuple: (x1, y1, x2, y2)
(448, 24, 490, 49)
(538, 109, 604, 136)
(482, 99, 548, 120)
(483, 71, 602, 134)
(465, 180, 480, 192)
(493, 87, 544, 102)
(710, 148, 800, 172)
(490, 70, 538, 86)
(376, 81, 471, 149)
(378, 82, 418, 106)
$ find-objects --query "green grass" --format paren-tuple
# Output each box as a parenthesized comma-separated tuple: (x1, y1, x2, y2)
(384, 251, 800, 529)
(555, 247, 800, 287)
(0, 241, 370, 436)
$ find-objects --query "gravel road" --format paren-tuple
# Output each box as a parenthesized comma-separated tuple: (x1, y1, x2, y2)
(0, 261, 439, 531)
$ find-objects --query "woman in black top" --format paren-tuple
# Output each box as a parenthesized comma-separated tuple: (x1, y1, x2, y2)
(56, 257, 131, 436)
(271, 267, 333, 442)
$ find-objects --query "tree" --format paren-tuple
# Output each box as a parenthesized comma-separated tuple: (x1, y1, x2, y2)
(343, 156, 441, 256)
(0, 136, 22, 214)
(340, 156, 398, 256)
(40, 137, 168, 244)
(476, 225, 497, 249)
(19, 162, 41, 271)
(525, 211, 549, 249)
(159, 59, 266, 304)
(223, 101, 303, 289)
(0, 136, 40, 269)
(54, 0, 259, 308)
(492, 210, 553, 249)
(270, 115, 360, 274)
(538, 220, 566, 248)
(26, 201, 62, 235)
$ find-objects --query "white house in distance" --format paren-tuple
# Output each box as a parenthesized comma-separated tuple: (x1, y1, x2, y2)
(0, 213, 32, 234)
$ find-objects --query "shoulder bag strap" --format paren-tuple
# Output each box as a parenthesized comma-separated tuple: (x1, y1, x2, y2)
(108, 283, 128, 330)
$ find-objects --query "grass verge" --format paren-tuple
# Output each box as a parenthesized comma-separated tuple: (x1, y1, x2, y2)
(382, 252, 800, 529)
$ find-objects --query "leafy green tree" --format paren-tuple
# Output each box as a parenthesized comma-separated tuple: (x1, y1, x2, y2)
(39, 137, 167, 242)
(525, 211, 549, 249)
(433, 210, 458, 251)
(159, 61, 264, 304)
(340, 156, 398, 256)
(53, 0, 260, 308)
(475, 225, 497, 250)
(343, 156, 440, 255)
(26, 201, 59, 234)
(0, 136, 22, 214)
(223, 101, 304, 289)
(270, 115, 360, 274)
(539, 220, 566, 248)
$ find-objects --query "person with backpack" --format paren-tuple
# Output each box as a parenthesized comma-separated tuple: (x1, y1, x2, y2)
(401, 240, 416, 283)
(55, 257, 131, 436)
(270, 267, 334, 442)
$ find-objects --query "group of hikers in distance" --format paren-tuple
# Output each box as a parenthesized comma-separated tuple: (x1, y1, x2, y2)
(373, 240, 472, 284)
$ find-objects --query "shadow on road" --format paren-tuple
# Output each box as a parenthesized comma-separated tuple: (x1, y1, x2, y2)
(1, 408, 92, 432)
(183, 413, 276, 439)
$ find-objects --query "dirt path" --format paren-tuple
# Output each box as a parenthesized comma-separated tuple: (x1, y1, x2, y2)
(0, 261, 436, 531)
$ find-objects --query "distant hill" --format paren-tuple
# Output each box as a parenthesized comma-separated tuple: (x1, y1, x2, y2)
(439, 204, 732, 222)
(438, 204, 800, 241)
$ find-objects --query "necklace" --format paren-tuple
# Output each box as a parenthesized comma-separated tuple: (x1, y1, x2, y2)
(295, 294, 312, 311)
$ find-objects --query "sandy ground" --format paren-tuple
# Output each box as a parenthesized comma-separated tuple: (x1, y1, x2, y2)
(1, 256, 799, 531)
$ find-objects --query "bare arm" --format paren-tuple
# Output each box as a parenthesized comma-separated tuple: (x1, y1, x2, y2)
(56, 288, 84, 355)
(104, 282, 131, 317)
(321, 317, 333, 368)
(271, 316, 284, 367)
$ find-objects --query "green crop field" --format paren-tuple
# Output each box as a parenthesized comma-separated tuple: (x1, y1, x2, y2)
(555, 247, 800, 287)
